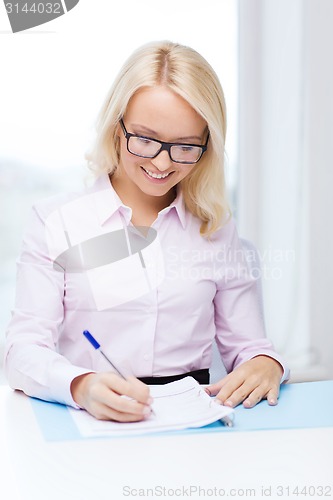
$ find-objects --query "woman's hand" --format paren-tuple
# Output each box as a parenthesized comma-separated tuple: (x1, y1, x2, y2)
(71, 372, 153, 421)
(206, 355, 284, 408)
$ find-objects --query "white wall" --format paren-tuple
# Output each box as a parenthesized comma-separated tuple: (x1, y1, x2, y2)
(237, 0, 333, 380)
(304, 0, 333, 378)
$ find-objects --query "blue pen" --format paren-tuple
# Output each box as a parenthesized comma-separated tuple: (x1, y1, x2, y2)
(220, 414, 234, 427)
(83, 330, 126, 379)
(83, 330, 155, 416)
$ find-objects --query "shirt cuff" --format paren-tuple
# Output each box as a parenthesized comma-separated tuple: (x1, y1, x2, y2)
(48, 362, 95, 408)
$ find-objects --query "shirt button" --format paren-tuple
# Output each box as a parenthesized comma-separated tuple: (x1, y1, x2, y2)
(143, 354, 150, 361)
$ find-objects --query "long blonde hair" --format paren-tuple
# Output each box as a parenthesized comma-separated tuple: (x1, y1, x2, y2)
(87, 41, 230, 236)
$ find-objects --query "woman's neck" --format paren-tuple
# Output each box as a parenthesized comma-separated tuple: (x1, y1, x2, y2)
(110, 173, 177, 225)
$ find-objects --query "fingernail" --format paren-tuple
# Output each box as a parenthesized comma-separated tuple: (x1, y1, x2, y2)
(214, 398, 222, 405)
(143, 406, 152, 415)
(269, 398, 277, 405)
(205, 388, 211, 396)
(147, 397, 154, 405)
(224, 400, 233, 407)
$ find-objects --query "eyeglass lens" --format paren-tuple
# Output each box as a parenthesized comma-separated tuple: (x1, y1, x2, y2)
(128, 136, 202, 163)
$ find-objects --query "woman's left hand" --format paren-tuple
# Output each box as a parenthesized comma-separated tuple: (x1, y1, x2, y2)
(205, 355, 284, 408)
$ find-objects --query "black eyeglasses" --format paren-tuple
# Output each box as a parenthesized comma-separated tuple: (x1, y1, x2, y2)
(120, 119, 209, 165)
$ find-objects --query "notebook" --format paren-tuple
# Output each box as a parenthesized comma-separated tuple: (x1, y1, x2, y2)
(68, 376, 234, 437)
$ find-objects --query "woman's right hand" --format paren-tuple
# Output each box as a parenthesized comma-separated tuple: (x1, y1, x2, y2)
(70, 372, 153, 422)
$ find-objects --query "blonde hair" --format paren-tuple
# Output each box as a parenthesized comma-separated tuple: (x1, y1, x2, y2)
(87, 40, 230, 236)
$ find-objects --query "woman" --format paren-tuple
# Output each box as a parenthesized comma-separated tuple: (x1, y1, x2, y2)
(5, 41, 288, 422)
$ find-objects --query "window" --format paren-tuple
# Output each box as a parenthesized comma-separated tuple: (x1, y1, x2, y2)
(0, 0, 239, 379)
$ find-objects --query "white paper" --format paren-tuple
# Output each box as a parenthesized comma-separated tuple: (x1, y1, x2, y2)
(68, 377, 234, 437)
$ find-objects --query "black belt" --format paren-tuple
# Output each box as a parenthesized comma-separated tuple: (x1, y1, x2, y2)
(138, 368, 210, 385)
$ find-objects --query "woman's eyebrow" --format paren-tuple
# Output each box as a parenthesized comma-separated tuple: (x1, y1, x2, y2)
(130, 123, 203, 142)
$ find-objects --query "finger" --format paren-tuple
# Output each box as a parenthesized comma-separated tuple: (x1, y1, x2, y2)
(96, 383, 152, 417)
(212, 376, 247, 406)
(205, 382, 224, 397)
(104, 373, 151, 405)
(87, 374, 152, 417)
(242, 385, 265, 408)
(217, 377, 267, 408)
(266, 385, 280, 406)
(125, 376, 152, 405)
(205, 373, 237, 397)
(91, 401, 151, 422)
(107, 389, 152, 415)
(216, 384, 254, 408)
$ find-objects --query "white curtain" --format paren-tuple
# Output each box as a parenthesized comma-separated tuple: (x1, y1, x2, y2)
(237, 0, 333, 381)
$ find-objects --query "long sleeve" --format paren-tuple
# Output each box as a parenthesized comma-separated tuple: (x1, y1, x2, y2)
(213, 218, 289, 382)
(4, 204, 91, 407)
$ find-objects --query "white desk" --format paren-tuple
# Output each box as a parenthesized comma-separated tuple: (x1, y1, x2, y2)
(1, 385, 332, 500)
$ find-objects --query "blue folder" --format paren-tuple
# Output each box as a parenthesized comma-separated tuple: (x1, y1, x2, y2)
(30, 380, 333, 442)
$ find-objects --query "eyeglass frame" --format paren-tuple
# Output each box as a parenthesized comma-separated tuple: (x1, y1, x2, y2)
(119, 119, 209, 165)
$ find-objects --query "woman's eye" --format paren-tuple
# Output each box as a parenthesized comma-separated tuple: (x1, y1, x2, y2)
(137, 137, 152, 145)
(180, 146, 194, 152)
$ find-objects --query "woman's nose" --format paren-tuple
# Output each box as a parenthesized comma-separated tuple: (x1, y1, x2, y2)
(150, 150, 173, 171)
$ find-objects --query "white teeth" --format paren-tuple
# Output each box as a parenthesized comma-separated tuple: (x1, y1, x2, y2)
(143, 168, 170, 179)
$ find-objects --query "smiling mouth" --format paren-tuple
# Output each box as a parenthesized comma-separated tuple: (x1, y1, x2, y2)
(141, 167, 173, 179)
